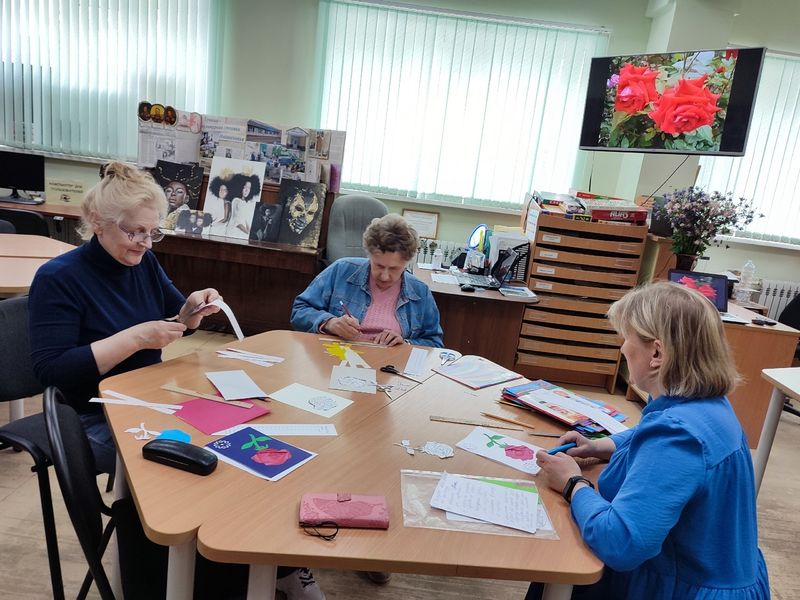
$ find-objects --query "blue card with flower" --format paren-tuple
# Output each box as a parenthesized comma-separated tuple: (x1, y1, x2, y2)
(206, 426, 316, 481)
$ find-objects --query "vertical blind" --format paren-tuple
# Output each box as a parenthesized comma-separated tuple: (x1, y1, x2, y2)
(698, 53, 800, 244)
(0, 0, 222, 160)
(317, 0, 608, 208)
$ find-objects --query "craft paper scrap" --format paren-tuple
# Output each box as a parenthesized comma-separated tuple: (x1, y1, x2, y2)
(329, 365, 377, 394)
(456, 427, 542, 475)
(205, 370, 268, 400)
(212, 423, 338, 437)
(176, 398, 270, 435)
(431, 273, 459, 285)
(430, 473, 538, 534)
(206, 427, 316, 481)
(529, 389, 628, 434)
(344, 347, 370, 369)
(217, 353, 276, 367)
(403, 348, 428, 377)
(220, 348, 284, 363)
(124, 423, 160, 440)
(208, 298, 245, 341)
(268, 383, 353, 417)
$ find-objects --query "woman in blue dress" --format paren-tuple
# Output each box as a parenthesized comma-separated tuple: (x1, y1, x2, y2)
(532, 281, 769, 599)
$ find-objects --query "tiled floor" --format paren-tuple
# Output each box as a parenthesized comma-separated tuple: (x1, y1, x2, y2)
(1, 331, 799, 598)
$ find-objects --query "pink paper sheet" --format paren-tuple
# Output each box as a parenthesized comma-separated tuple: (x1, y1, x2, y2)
(176, 398, 270, 435)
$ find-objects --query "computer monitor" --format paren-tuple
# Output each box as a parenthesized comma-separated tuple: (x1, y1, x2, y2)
(668, 269, 729, 311)
(0, 149, 46, 201)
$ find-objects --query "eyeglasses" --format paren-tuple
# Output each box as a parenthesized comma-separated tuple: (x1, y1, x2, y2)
(117, 224, 165, 243)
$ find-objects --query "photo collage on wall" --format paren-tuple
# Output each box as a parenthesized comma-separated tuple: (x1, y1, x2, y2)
(203, 157, 267, 240)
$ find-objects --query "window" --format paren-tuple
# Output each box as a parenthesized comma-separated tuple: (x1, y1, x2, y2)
(317, 0, 608, 209)
(0, 0, 222, 160)
(698, 53, 800, 245)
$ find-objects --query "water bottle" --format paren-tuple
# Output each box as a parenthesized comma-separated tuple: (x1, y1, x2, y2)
(735, 260, 756, 303)
(431, 248, 443, 270)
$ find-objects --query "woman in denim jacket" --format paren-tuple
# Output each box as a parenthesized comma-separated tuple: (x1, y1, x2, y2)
(291, 213, 443, 347)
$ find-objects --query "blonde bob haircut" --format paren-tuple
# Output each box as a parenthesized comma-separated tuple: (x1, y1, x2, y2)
(78, 161, 168, 240)
(362, 213, 419, 262)
(607, 281, 739, 399)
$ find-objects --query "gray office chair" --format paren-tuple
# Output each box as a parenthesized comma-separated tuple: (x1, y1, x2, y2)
(0, 207, 49, 236)
(0, 218, 16, 233)
(325, 194, 388, 264)
(0, 296, 65, 599)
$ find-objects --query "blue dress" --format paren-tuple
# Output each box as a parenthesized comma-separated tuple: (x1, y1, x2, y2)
(570, 394, 770, 599)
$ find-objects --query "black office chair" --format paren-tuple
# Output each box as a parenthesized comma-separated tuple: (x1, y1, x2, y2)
(778, 294, 800, 417)
(0, 218, 16, 233)
(0, 297, 64, 600)
(0, 207, 49, 236)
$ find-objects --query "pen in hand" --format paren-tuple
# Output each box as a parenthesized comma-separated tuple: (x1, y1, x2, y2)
(339, 300, 354, 318)
(547, 442, 577, 455)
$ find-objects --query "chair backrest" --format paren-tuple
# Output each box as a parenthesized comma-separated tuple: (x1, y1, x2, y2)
(325, 194, 388, 264)
(778, 294, 800, 331)
(0, 218, 16, 233)
(43, 387, 115, 600)
(0, 296, 44, 402)
(0, 207, 49, 236)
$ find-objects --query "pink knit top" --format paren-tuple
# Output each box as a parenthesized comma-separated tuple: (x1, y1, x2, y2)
(357, 277, 402, 342)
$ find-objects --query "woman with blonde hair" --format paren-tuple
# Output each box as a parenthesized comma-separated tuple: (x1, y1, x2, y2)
(29, 161, 221, 474)
(531, 281, 769, 599)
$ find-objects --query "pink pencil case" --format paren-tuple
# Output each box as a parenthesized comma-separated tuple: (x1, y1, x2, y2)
(299, 493, 390, 529)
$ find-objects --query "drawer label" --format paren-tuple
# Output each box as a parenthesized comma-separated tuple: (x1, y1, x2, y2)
(540, 250, 559, 259)
(535, 281, 553, 290)
(536, 266, 556, 275)
(542, 234, 561, 243)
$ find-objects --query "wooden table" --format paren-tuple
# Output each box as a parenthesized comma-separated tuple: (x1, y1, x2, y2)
(0, 233, 76, 258)
(414, 268, 539, 369)
(759, 367, 800, 492)
(0, 256, 50, 294)
(103, 331, 608, 600)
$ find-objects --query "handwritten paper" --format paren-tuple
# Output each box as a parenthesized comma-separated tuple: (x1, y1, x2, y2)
(456, 427, 542, 475)
(403, 348, 428, 377)
(431, 473, 538, 534)
(212, 423, 338, 436)
(268, 383, 353, 417)
(329, 365, 377, 394)
(205, 370, 268, 400)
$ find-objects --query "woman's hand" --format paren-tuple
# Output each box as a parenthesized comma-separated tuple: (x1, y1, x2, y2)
(558, 431, 617, 462)
(324, 315, 362, 340)
(373, 330, 404, 346)
(535, 450, 583, 493)
(179, 288, 221, 330)
(131, 320, 188, 350)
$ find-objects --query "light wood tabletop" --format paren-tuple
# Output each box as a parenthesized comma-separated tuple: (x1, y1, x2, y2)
(102, 330, 619, 599)
(0, 233, 76, 258)
(0, 256, 50, 294)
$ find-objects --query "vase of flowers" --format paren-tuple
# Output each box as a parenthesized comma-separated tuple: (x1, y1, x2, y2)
(655, 187, 760, 264)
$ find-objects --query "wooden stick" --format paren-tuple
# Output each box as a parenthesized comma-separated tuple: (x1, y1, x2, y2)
(160, 384, 255, 409)
(526, 431, 566, 438)
(480, 411, 538, 431)
(429, 415, 523, 432)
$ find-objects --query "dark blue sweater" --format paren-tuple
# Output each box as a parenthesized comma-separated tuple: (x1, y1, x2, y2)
(28, 236, 185, 414)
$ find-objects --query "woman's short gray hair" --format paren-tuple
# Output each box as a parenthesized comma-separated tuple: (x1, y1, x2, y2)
(78, 161, 167, 240)
(362, 213, 419, 261)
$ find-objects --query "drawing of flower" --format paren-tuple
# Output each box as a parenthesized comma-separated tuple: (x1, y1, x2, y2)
(252, 448, 292, 466)
(504, 445, 535, 461)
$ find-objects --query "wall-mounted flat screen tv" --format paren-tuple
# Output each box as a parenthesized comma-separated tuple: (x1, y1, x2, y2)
(579, 47, 765, 156)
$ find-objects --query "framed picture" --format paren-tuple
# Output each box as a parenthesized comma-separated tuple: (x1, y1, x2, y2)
(402, 209, 439, 239)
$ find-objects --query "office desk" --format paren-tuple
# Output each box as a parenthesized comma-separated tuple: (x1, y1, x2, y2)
(103, 331, 604, 600)
(0, 234, 76, 258)
(414, 268, 538, 369)
(0, 256, 50, 294)
(759, 368, 800, 492)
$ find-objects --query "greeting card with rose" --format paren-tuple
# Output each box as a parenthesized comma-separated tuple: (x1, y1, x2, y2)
(579, 47, 765, 155)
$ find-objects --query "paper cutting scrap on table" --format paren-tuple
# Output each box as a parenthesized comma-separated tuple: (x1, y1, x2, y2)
(95, 390, 181, 415)
(206, 426, 316, 481)
(205, 370, 268, 400)
(329, 365, 377, 394)
(212, 423, 338, 437)
(268, 383, 353, 417)
(157, 429, 191, 443)
(124, 423, 160, 440)
(456, 427, 542, 475)
(217, 347, 284, 367)
(395, 439, 454, 458)
(206, 298, 246, 341)
(176, 398, 269, 435)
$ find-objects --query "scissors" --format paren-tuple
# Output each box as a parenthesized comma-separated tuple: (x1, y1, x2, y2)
(380, 365, 423, 384)
(439, 351, 457, 366)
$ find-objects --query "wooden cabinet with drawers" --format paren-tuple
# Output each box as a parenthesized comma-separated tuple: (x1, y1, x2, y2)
(515, 214, 648, 392)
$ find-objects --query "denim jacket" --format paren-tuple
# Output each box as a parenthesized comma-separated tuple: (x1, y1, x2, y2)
(291, 257, 444, 347)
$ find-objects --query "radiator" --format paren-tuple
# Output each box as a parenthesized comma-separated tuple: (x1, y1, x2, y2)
(757, 279, 800, 320)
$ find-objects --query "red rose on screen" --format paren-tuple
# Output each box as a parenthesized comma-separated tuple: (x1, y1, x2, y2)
(614, 64, 659, 114)
(252, 448, 292, 466)
(649, 76, 721, 135)
(504, 445, 535, 461)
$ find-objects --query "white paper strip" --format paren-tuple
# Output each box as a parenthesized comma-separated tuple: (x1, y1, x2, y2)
(403, 347, 428, 377)
(209, 298, 245, 341)
(212, 423, 339, 436)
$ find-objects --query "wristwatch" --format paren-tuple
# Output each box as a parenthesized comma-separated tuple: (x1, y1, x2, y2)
(562, 475, 595, 504)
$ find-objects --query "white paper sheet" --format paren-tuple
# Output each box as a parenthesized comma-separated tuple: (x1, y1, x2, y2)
(431, 473, 538, 534)
(344, 347, 371, 368)
(212, 423, 338, 436)
(431, 273, 459, 285)
(205, 370, 268, 400)
(208, 298, 245, 341)
(403, 348, 428, 377)
(328, 365, 377, 394)
(268, 383, 353, 417)
(456, 427, 542, 475)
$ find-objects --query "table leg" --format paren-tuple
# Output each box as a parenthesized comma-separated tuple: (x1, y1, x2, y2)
(167, 539, 197, 600)
(754, 386, 784, 495)
(9, 398, 24, 421)
(542, 583, 573, 600)
(247, 564, 277, 600)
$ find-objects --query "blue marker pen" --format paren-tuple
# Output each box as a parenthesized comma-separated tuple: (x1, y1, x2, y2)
(547, 442, 577, 455)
